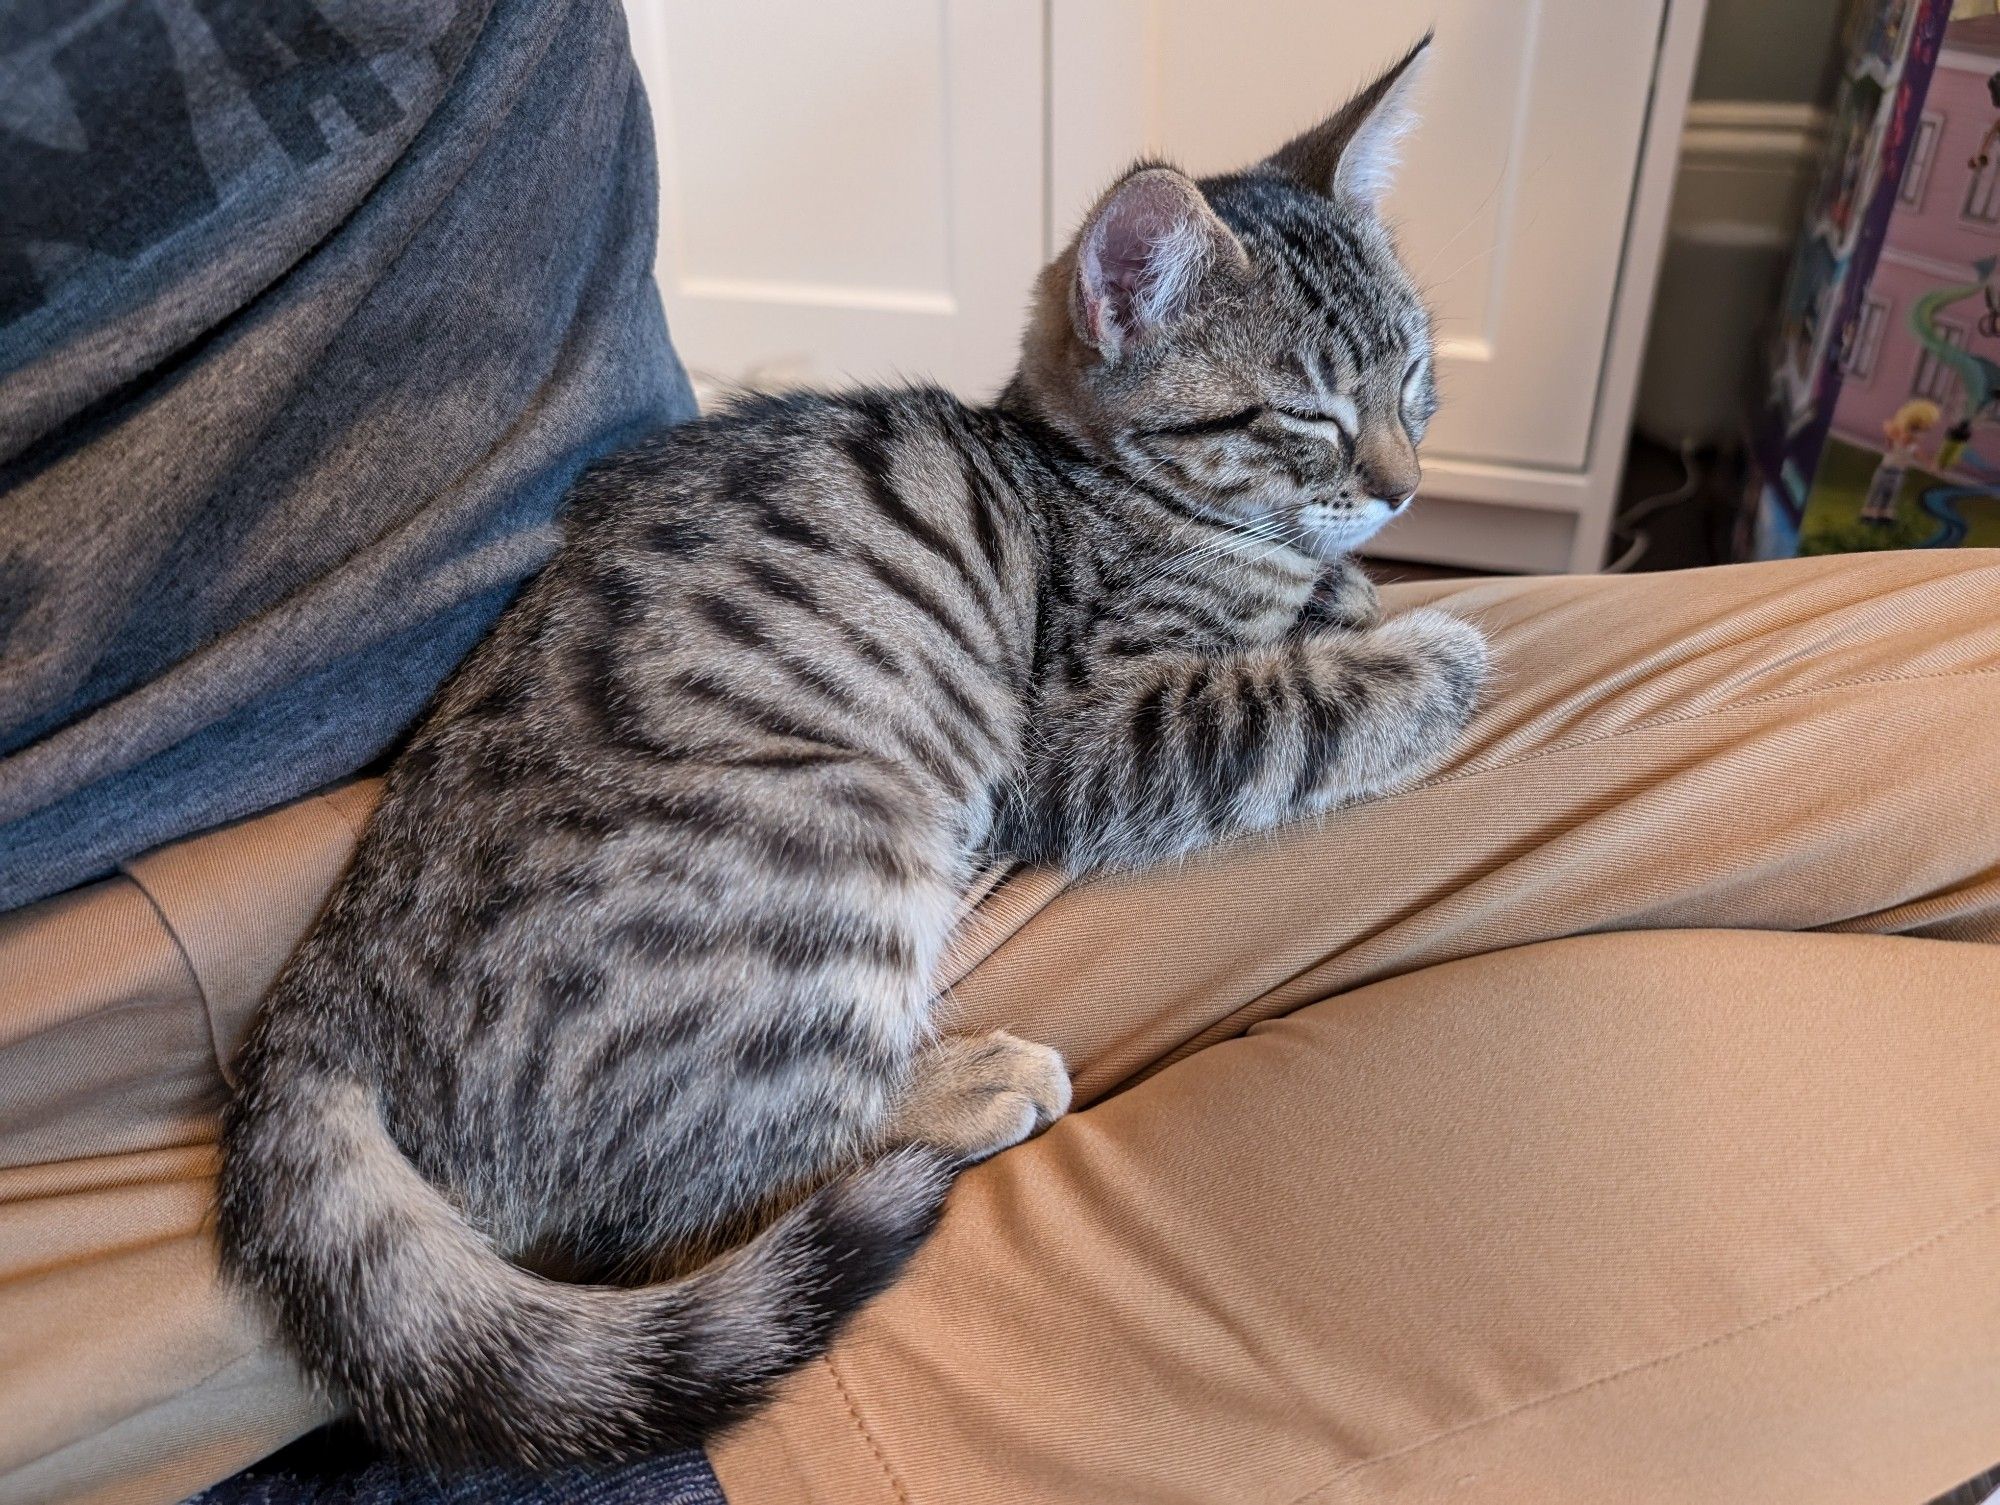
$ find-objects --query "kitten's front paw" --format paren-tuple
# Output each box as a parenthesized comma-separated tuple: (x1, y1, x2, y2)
(1374, 607, 1490, 728)
(1301, 562, 1382, 633)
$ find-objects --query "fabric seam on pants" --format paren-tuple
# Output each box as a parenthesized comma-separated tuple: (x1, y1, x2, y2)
(1418, 663, 2000, 794)
(1281, 1196, 2000, 1504)
(1161, 666, 2000, 1080)
(823, 1353, 914, 1505)
(314, 789, 370, 843)
(116, 869, 229, 1087)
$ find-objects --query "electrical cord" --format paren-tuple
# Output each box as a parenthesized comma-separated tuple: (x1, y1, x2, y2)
(1603, 437, 1704, 573)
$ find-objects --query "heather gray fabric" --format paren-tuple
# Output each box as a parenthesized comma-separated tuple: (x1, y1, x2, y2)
(0, 0, 695, 909)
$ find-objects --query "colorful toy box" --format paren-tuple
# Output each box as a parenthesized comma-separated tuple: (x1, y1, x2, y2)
(1743, 0, 2000, 557)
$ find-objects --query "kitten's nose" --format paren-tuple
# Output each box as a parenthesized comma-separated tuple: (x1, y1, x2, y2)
(1358, 464, 1419, 512)
(1356, 436, 1420, 513)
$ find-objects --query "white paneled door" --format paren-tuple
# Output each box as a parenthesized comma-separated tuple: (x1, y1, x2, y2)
(626, 0, 1045, 400)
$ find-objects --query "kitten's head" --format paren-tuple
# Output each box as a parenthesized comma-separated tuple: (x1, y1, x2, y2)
(1014, 36, 1436, 560)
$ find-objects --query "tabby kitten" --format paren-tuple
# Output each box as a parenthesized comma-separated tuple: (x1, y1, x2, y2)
(219, 35, 1485, 1468)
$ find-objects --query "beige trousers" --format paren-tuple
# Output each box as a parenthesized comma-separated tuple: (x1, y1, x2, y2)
(2, 551, 1997, 1505)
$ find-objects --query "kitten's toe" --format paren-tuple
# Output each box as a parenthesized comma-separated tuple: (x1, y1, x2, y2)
(995, 1032, 1073, 1130)
(1321, 566, 1383, 630)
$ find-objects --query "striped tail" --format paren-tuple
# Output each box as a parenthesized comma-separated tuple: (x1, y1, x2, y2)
(217, 1072, 953, 1466)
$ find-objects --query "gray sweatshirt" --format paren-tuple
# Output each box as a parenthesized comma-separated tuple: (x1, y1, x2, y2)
(0, 0, 695, 909)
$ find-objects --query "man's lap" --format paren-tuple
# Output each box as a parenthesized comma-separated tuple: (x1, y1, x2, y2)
(1, 550, 1995, 1503)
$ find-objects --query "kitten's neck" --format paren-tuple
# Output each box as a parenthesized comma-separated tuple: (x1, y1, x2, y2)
(991, 377, 1207, 509)
(991, 376, 1093, 461)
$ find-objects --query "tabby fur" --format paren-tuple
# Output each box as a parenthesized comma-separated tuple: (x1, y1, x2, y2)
(218, 35, 1487, 1468)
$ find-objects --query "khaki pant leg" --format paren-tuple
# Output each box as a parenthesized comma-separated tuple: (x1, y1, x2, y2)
(714, 930, 2000, 1505)
(0, 785, 377, 1505)
(717, 549, 2000, 1502)
(935, 549, 2000, 1104)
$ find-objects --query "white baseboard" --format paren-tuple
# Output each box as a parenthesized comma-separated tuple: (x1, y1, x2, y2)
(1673, 100, 1828, 249)
(1681, 99, 1828, 153)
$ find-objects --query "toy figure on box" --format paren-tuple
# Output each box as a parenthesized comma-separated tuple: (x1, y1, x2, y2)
(1860, 398, 1940, 521)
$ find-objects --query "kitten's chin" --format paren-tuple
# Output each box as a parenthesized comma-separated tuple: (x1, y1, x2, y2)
(1296, 499, 1398, 559)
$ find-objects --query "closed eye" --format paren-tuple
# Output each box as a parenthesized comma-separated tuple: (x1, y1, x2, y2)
(1273, 408, 1349, 429)
(1138, 394, 1360, 443)
(1272, 394, 1358, 444)
(1402, 357, 1434, 417)
(1135, 405, 1270, 439)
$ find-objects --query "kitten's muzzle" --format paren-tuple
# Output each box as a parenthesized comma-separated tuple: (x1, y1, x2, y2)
(1297, 497, 1400, 555)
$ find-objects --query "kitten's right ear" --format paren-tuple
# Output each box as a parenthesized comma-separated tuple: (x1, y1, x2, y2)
(1264, 32, 1431, 211)
(1071, 167, 1243, 361)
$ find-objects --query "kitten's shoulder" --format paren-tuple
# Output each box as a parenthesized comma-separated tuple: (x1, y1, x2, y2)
(578, 389, 827, 475)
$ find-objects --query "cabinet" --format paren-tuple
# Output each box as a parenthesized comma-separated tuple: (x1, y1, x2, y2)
(625, 1, 1707, 572)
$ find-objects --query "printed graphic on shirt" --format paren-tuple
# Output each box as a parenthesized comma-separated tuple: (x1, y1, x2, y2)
(0, 0, 485, 327)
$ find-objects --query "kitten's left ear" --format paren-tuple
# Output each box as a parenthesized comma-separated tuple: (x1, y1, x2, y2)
(1263, 32, 1431, 211)
(1071, 166, 1245, 361)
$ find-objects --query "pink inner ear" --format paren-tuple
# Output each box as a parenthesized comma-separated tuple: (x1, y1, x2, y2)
(1080, 175, 1201, 350)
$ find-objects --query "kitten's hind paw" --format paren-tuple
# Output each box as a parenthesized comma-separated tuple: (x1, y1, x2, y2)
(893, 1030, 1072, 1165)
